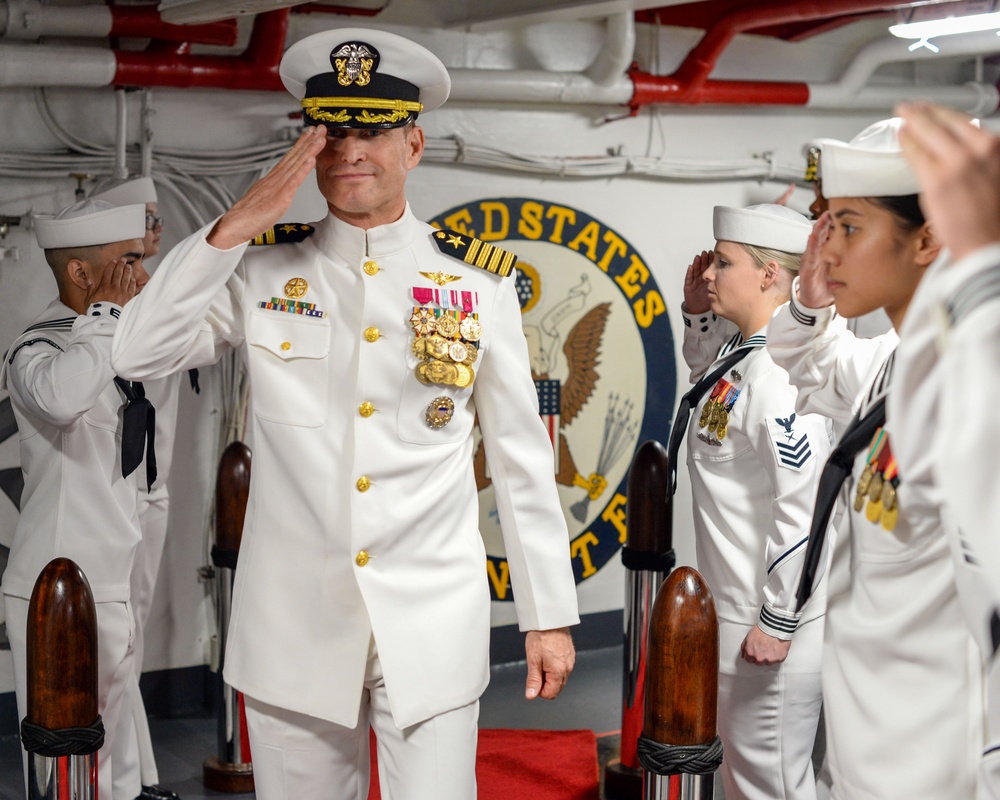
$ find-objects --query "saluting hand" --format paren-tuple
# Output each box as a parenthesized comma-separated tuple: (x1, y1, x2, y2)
(207, 124, 329, 251)
(524, 627, 576, 701)
(896, 101, 1000, 262)
(683, 250, 714, 315)
(796, 211, 835, 309)
(85, 257, 138, 309)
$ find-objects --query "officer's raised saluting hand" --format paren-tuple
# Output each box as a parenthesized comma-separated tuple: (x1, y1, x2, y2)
(207, 123, 328, 251)
(795, 210, 835, 310)
(86, 256, 140, 309)
(683, 249, 714, 315)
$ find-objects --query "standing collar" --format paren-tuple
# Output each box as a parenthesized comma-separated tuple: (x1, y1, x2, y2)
(312, 202, 421, 262)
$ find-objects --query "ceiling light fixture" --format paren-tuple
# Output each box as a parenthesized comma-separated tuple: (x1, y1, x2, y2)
(890, 3, 1000, 53)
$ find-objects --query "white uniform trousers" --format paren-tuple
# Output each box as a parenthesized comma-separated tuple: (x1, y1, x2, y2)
(716, 617, 824, 800)
(113, 489, 170, 797)
(244, 637, 479, 800)
(5, 595, 136, 799)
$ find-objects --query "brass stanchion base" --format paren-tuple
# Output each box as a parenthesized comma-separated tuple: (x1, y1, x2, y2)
(604, 757, 643, 799)
(203, 756, 254, 793)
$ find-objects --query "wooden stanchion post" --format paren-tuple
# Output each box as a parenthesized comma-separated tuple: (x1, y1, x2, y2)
(203, 441, 255, 793)
(639, 566, 721, 800)
(605, 440, 675, 800)
(23, 557, 103, 800)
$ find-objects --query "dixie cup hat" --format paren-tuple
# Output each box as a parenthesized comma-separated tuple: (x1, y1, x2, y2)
(34, 199, 146, 250)
(819, 118, 919, 199)
(713, 204, 813, 255)
(90, 176, 158, 206)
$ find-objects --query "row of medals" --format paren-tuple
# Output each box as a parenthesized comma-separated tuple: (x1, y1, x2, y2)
(698, 386, 739, 441)
(853, 447, 899, 531)
(409, 307, 482, 389)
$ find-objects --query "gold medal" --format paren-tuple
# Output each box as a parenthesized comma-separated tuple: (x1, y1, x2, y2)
(880, 505, 899, 531)
(455, 363, 475, 388)
(425, 335, 450, 360)
(867, 472, 884, 502)
(460, 316, 483, 342)
(425, 396, 455, 428)
(284, 277, 308, 299)
(436, 315, 460, 339)
(411, 338, 427, 358)
(707, 403, 722, 433)
(854, 483, 867, 513)
(415, 362, 431, 384)
(448, 341, 469, 363)
(856, 465, 873, 497)
(425, 360, 458, 385)
(879, 480, 896, 512)
(866, 498, 883, 523)
(716, 409, 730, 441)
(698, 400, 714, 429)
(410, 307, 436, 336)
(463, 346, 478, 366)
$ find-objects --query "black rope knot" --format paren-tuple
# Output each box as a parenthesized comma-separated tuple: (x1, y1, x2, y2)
(620, 546, 676, 574)
(21, 716, 105, 757)
(636, 733, 723, 777)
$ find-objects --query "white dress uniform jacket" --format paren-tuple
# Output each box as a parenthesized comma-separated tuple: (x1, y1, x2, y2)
(112, 205, 581, 730)
(893, 248, 1000, 799)
(682, 309, 830, 800)
(1, 299, 141, 602)
(768, 287, 984, 800)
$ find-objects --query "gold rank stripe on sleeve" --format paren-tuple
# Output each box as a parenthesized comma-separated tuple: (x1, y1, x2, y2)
(249, 223, 316, 246)
(431, 230, 517, 278)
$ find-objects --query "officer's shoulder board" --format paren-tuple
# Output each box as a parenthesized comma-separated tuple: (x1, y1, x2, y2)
(249, 223, 315, 247)
(430, 229, 517, 278)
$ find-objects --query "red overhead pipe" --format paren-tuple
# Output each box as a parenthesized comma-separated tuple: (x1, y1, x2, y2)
(112, 9, 289, 90)
(630, 0, 916, 108)
(108, 5, 239, 47)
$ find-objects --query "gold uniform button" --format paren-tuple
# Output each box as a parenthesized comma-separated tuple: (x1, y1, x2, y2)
(281, 341, 291, 351)
(363, 261, 380, 276)
(356, 475, 371, 492)
(363, 327, 381, 342)
(359, 402, 375, 418)
(356, 550, 369, 567)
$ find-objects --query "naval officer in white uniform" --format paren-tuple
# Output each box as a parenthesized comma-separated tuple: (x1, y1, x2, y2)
(768, 118, 985, 799)
(111, 27, 580, 800)
(679, 204, 830, 800)
(1, 199, 151, 798)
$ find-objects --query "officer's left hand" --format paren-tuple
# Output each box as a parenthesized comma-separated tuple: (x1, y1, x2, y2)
(524, 627, 575, 700)
(740, 626, 791, 666)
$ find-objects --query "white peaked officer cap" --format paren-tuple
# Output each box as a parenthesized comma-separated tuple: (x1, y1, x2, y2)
(90, 176, 158, 206)
(280, 27, 451, 130)
(713, 204, 812, 255)
(34, 199, 146, 250)
(820, 118, 919, 199)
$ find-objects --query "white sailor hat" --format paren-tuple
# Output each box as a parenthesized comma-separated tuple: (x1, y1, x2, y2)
(820, 118, 918, 199)
(90, 176, 157, 206)
(280, 27, 450, 130)
(34, 199, 146, 250)
(713, 204, 812, 255)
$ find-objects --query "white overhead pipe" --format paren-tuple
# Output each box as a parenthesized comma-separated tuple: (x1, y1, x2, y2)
(0, 0, 114, 39)
(0, 42, 116, 86)
(836, 28, 1000, 94)
(113, 88, 128, 181)
(586, 12, 635, 87)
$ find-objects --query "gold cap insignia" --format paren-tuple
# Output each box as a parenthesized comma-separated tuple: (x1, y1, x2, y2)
(332, 42, 377, 87)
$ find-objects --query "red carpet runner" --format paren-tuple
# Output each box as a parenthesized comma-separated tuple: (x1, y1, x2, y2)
(367, 728, 601, 799)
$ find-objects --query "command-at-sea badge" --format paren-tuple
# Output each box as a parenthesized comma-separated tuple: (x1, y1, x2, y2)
(425, 397, 455, 429)
(284, 277, 309, 299)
